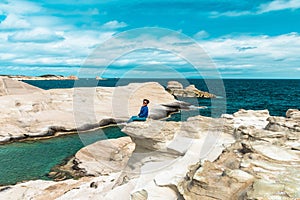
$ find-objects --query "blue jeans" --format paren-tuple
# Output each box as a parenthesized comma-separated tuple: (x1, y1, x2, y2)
(127, 116, 147, 123)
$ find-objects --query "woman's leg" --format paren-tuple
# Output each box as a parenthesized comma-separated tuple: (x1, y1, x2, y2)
(127, 116, 138, 123)
(134, 117, 146, 121)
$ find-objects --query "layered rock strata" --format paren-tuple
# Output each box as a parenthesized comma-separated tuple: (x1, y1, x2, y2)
(0, 80, 299, 199)
(166, 80, 216, 98)
(0, 79, 185, 143)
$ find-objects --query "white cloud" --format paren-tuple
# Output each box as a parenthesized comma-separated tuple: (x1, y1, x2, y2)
(8, 28, 65, 43)
(89, 8, 100, 15)
(111, 49, 187, 67)
(193, 30, 209, 39)
(210, 11, 252, 18)
(258, 0, 300, 13)
(80, 30, 300, 78)
(216, 64, 255, 70)
(0, 0, 118, 67)
(210, 0, 300, 17)
(0, 0, 299, 78)
(0, 28, 116, 68)
(0, 65, 80, 76)
(199, 32, 300, 72)
(0, 0, 42, 15)
(101, 20, 127, 30)
(0, 53, 16, 60)
(0, 14, 30, 29)
(1, 22, 300, 78)
(0, 1, 65, 30)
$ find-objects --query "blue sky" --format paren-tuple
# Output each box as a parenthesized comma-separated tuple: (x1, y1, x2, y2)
(1, 0, 300, 78)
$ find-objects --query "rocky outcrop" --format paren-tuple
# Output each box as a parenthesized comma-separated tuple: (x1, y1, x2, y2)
(286, 109, 300, 119)
(112, 116, 236, 198)
(74, 137, 135, 176)
(0, 173, 123, 200)
(222, 109, 271, 129)
(0, 113, 235, 199)
(1, 109, 299, 199)
(166, 81, 216, 98)
(178, 138, 300, 199)
(178, 109, 300, 199)
(149, 101, 191, 120)
(166, 81, 184, 90)
(0, 79, 182, 143)
(266, 109, 300, 133)
(0, 78, 43, 96)
(48, 136, 136, 181)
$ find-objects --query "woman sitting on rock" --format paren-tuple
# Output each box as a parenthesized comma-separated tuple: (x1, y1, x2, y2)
(128, 99, 150, 122)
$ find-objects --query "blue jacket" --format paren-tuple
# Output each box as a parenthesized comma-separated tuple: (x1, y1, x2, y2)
(138, 106, 148, 118)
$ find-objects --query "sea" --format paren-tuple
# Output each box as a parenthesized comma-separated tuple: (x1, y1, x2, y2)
(0, 79, 299, 185)
(23, 78, 300, 117)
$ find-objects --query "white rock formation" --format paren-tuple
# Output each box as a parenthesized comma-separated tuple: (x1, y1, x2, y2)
(0, 78, 180, 143)
(0, 83, 299, 200)
(0, 77, 43, 96)
(166, 81, 216, 98)
(75, 137, 135, 176)
(222, 109, 270, 129)
(0, 173, 122, 200)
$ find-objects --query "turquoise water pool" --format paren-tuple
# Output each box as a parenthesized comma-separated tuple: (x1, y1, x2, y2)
(0, 126, 126, 186)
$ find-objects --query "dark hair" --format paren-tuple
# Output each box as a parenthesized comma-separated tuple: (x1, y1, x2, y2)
(143, 99, 150, 104)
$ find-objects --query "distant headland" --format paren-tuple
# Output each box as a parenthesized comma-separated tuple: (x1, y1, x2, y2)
(0, 74, 79, 80)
